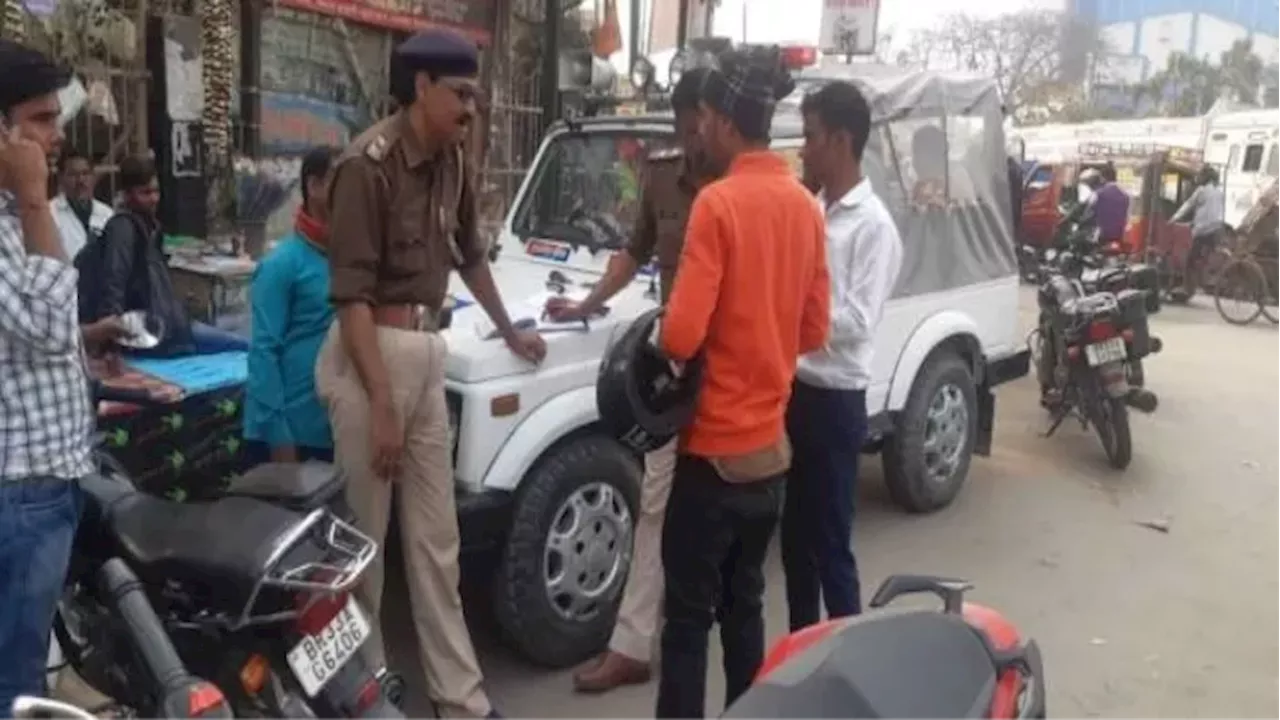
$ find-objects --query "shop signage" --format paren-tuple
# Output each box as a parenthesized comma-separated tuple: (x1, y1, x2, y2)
(260, 92, 360, 155)
(818, 0, 879, 56)
(276, 0, 495, 44)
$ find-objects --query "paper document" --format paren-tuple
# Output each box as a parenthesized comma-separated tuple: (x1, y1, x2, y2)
(471, 290, 597, 340)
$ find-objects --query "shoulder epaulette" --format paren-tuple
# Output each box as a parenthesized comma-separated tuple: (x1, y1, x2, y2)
(365, 135, 390, 162)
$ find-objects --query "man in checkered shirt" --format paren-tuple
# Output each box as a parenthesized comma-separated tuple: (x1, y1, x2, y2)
(0, 40, 97, 712)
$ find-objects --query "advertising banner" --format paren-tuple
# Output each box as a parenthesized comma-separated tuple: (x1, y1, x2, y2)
(276, 0, 495, 44)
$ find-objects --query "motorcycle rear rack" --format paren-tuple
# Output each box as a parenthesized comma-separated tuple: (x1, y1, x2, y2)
(230, 508, 377, 630)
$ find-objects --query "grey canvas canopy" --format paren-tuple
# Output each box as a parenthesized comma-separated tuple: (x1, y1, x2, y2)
(779, 64, 1019, 298)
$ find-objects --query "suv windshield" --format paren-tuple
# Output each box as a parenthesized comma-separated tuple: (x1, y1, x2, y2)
(510, 129, 678, 252)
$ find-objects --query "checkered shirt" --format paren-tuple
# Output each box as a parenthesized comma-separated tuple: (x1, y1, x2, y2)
(0, 191, 94, 481)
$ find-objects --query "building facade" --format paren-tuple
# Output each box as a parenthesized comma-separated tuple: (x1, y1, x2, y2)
(1071, 0, 1279, 87)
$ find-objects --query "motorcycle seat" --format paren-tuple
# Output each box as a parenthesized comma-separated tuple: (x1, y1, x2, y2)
(724, 610, 997, 718)
(224, 461, 344, 513)
(107, 492, 309, 605)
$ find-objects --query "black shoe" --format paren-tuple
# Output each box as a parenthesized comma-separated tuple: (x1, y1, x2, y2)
(486, 710, 504, 719)
(376, 669, 405, 710)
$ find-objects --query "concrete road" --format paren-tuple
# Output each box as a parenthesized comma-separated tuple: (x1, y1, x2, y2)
(383, 289, 1279, 718)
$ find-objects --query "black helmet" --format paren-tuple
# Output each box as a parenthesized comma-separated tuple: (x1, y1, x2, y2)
(596, 308, 704, 454)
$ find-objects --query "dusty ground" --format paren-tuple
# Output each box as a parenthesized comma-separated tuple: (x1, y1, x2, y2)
(383, 288, 1279, 718)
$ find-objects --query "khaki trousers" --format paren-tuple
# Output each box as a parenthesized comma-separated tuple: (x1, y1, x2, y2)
(608, 438, 677, 662)
(315, 325, 490, 718)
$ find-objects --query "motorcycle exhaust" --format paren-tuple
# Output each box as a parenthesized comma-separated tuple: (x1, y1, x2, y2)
(1126, 388, 1159, 414)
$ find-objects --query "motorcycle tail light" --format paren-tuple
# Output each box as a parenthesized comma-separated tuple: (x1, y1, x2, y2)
(239, 653, 270, 696)
(352, 676, 382, 716)
(1086, 319, 1117, 342)
(295, 568, 349, 636)
(187, 681, 229, 717)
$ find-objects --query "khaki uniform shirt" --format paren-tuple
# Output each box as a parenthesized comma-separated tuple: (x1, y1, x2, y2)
(327, 112, 487, 323)
(625, 148, 704, 304)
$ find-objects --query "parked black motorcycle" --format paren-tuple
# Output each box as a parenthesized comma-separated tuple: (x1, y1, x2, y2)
(1031, 259, 1160, 469)
(55, 385, 401, 718)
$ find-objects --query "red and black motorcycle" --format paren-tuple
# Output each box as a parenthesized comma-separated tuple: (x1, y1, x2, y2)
(725, 575, 1046, 719)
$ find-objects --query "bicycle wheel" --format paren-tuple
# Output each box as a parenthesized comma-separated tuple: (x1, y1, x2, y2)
(1214, 258, 1266, 325)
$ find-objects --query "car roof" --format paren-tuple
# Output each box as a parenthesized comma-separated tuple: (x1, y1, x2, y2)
(546, 110, 805, 141)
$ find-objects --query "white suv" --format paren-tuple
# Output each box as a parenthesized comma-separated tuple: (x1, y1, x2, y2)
(444, 69, 1029, 668)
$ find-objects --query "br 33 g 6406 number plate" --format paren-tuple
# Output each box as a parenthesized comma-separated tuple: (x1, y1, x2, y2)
(286, 596, 371, 697)
(1085, 336, 1127, 367)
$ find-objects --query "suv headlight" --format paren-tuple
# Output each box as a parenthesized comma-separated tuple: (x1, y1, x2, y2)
(630, 57, 655, 93)
(445, 390, 462, 464)
(668, 50, 688, 87)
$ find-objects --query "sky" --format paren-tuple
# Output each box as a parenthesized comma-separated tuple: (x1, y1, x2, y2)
(710, 0, 1059, 48)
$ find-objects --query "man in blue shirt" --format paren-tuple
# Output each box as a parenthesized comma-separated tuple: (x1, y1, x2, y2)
(244, 147, 340, 463)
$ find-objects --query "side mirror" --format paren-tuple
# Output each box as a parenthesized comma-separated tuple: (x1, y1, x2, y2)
(11, 697, 99, 720)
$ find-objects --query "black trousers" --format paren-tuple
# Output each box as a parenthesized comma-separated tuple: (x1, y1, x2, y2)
(656, 454, 784, 719)
(781, 382, 868, 631)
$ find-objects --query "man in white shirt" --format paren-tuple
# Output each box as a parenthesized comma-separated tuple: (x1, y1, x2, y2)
(1171, 164, 1226, 298)
(50, 146, 111, 259)
(782, 80, 903, 630)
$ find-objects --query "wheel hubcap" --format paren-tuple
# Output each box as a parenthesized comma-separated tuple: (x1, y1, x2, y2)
(922, 383, 969, 484)
(543, 482, 633, 622)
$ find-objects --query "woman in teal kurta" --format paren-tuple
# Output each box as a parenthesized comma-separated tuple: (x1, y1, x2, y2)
(244, 147, 339, 463)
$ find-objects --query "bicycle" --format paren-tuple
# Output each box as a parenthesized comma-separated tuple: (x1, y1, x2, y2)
(1212, 220, 1279, 326)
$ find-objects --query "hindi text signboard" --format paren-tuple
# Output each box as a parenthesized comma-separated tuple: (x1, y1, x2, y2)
(818, 0, 879, 56)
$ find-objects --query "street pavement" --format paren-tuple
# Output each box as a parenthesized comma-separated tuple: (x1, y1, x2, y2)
(384, 287, 1280, 718)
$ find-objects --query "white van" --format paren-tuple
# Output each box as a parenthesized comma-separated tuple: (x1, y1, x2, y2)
(1013, 117, 1206, 164)
(1203, 109, 1280, 229)
(440, 66, 1029, 668)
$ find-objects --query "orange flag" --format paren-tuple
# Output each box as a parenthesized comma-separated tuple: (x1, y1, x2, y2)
(592, 0, 623, 58)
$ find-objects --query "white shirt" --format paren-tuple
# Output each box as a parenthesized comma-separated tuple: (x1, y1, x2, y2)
(51, 194, 113, 260)
(796, 179, 903, 391)
(1172, 184, 1226, 238)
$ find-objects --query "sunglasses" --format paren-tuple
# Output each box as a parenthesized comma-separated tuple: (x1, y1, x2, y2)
(440, 79, 486, 108)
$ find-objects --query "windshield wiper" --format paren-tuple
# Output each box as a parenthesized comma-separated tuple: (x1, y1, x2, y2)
(518, 221, 594, 248)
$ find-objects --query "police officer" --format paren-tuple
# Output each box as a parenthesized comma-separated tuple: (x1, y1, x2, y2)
(544, 67, 718, 694)
(317, 29, 545, 719)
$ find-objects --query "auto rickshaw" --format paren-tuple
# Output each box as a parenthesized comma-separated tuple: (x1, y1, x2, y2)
(1020, 142, 1209, 296)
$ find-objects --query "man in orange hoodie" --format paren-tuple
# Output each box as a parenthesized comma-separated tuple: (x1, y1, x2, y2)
(655, 53, 831, 718)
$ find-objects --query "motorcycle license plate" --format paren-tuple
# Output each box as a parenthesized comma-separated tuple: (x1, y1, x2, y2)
(1085, 336, 1126, 367)
(286, 596, 371, 697)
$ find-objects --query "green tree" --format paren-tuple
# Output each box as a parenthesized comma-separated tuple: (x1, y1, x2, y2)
(899, 10, 1108, 120)
(1141, 38, 1265, 116)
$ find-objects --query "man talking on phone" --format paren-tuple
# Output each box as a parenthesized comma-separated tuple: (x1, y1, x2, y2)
(0, 40, 98, 712)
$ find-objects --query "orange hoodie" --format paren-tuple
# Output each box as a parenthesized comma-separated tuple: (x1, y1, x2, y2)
(660, 150, 830, 457)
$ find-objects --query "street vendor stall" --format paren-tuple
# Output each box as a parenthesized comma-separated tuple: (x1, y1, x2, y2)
(93, 351, 251, 502)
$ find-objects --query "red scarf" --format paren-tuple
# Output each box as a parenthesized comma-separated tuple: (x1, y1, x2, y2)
(295, 208, 327, 250)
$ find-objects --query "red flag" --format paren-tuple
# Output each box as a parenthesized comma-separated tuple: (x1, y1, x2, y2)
(592, 0, 623, 58)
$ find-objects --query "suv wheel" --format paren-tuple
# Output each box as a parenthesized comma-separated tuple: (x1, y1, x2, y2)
(494, 435, 641, 668)
(883, 351, 977, 513)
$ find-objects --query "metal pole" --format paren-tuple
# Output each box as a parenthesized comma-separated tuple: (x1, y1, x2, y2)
(239, 0, 261, 158)
(628, 0, 640, 73)
(541, 0, 562, 133)
(676, 0, 689, 50)
(741, 1, 747, 43)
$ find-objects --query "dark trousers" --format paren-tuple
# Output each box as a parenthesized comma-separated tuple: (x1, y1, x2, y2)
(781, 381, 868, 631)
(1183, 228, 1223, 293)
(656, 454, 784, 719)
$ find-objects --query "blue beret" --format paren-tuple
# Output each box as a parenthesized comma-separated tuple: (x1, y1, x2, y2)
(394, 29, 478, 77)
